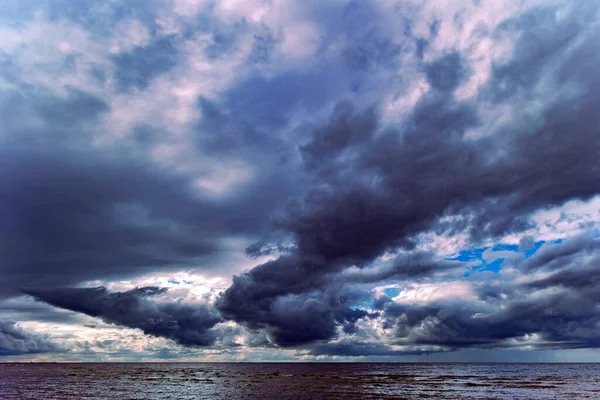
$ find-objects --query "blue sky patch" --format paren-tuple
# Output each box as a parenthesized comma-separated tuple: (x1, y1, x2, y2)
(384, 288, 400, 298)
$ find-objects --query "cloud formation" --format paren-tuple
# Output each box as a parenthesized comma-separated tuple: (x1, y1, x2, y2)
(1, 0, 600, 360)
(24, 287, 223, 347)
(0, 320, 61, 356)
(217, 0, 600, 351)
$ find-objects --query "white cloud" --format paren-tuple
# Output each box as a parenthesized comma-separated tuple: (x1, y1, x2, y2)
(392, 281, 477, 305)
(109, 19, 152, 54)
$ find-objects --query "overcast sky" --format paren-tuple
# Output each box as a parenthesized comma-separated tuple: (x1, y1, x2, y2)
(1, 0, 600, 362)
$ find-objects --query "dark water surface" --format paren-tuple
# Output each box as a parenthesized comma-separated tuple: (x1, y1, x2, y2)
(1, 363, 599, 399)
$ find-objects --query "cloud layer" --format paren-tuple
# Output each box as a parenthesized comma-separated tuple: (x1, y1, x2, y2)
(1, 0, 600, 360)
(0, 320, 61, 356)
(24, 287, 224, 347)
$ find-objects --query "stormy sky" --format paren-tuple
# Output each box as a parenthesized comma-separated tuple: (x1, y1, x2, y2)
(1, 0, 599, 362)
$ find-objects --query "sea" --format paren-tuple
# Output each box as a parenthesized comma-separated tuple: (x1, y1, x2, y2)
(1, 363, 599, 399)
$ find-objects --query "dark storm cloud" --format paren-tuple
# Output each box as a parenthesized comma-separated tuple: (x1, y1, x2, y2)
(0, 143, 217, 297)
(0, 78, 299, 298)
(3, 0, 600, 359)
(219, 3, 600, 349)
(24, 286, 224, 347)
(218, 271, 376, 346)
(217, 95, 481, 343)
(217, 250, 456, 347)
(0, 320, 61, 356)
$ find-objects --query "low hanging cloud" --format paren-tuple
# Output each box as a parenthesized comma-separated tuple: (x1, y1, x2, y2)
(0, 320, 61, 356)
(24, 287, 224, 347)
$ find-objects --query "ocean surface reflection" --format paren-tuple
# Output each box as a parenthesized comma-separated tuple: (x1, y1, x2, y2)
(1, 362, 599, 399)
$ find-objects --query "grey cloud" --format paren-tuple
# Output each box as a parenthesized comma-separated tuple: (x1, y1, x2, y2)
(424, 52, 470, 93)
(393, 289, 600, 350)
(521, 234, 600, 272)
(0, 297, 86, 325)
(0, 87, 108, 143)
(0, 82, 299, 297)
(485, 3, 596, 103)
(222, 66, 349, 131)
(524, 236, 600, 292)
(336, 2, 402, 72)
(335, 252, 461, 285)
(250, 28, 277, 64)
(219, 2, 600, 349)
(218, 270, 376, 346)
(414, 38, 428, 60)
(196, 97, 286, 156)
(24, 287, 224, 347)
(343, 29, 401, 72)
(244, 240, 292, 259)
(300, 102, 378, 171)
(0, 320, 61, 356)
(3, 0, 600, 359)
(216, 251, 453, 347)
(382, 236, 600, 350)
(112, 35, 179, 92)
(0, 144, 219, 296)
